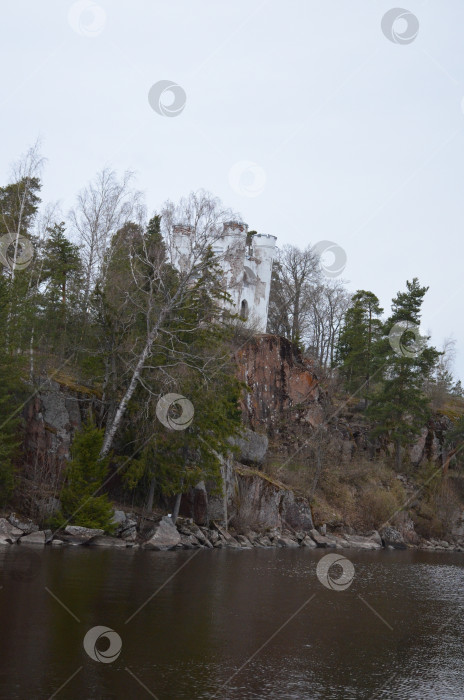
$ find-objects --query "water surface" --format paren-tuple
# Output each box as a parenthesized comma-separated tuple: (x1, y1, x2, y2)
(0, 546, 463, 699)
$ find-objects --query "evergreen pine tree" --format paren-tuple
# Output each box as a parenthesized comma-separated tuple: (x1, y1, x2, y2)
(42, 222, 82, 310)
(59, 421, 114, 530)
(0, 175, 41, 353)
(367, 278, 440, 470)
(336, 290, 383, 406)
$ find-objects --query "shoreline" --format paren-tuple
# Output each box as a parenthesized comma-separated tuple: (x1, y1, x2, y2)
(2, 514, 463, 553)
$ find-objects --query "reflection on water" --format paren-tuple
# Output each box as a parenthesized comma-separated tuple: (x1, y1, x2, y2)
(0, 546, 463, 699)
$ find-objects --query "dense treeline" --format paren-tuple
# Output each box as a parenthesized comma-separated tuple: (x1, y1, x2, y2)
(268, 250, 464, 538)
(1, 145, 463, 530)
(0, 146, 245, 527)
(268, 243, 463, 470)
(337, 281, 441, 469)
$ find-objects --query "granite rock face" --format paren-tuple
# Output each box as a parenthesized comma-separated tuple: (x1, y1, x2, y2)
(111, 510, 137, 541)
(8, 514, 39, 535)
(20, 531, 46, 545)
(229, 428, 269, 466)
(204, 460, 314, 533)
(143, 516, 181, 551)
(342, 533, 382, 550)
(235, 334, 322, 434)
(64, 526, 104, 541)
(380, 526, 406, 549)
(22, 379, 83, 494)
(309, 529, 337, 548)
(0, 518, 23, 545)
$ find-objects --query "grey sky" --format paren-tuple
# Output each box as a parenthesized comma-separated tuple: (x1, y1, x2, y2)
(2, 1, 464, 378)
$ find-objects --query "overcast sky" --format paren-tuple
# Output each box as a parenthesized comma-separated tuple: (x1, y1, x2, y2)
(2, 1, 464, 378)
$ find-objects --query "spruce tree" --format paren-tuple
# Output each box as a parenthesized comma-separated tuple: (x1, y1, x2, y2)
(0, 175, 41, 353)
(336, 290, 383, 406)
(59, 421, 114, 530)
(39, 222, 82, 354)
(367, 279, 440, 470)
(42, 223, 81, 310)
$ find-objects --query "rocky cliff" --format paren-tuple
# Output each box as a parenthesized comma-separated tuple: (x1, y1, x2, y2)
(235, 334, 323, 433)
(179, 456, 313, 533)
(12, 335, 464, 545)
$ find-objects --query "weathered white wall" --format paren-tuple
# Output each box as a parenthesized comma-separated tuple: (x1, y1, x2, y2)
(171, 221, 276, 332)
(171, 224, 193, 272)
(240, 233, 276, 332)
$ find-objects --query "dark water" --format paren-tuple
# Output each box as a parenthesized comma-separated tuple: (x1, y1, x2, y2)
(0, 546, 463, 699)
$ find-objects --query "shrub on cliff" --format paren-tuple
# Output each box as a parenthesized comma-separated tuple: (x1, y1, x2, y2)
(57, 421, 115, 531)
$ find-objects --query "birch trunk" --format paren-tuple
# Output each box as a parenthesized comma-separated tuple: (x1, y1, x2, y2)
(99, 318, 163, 457)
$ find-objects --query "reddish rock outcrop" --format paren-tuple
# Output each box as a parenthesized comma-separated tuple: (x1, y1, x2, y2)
(22, 380, 82, 490)
(235, 334, 322, 434)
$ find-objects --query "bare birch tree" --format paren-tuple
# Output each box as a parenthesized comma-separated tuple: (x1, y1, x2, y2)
(267, 244, 321, 343)
(307, 280, 350, 368)
(69, 168, 144, 313)
(99, 190, 237, 458)
(266, 243, 349, 366)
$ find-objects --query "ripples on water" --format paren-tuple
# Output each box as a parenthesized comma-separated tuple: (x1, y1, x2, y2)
(0, 547, 463, 699)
